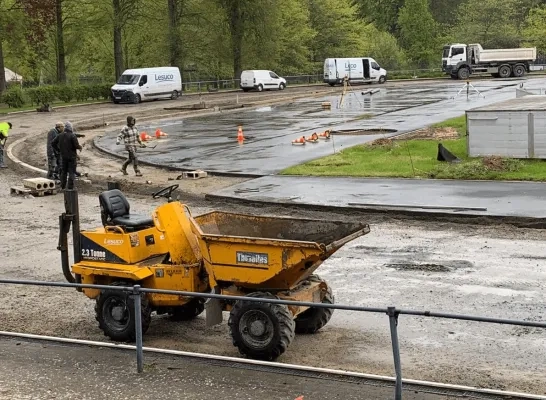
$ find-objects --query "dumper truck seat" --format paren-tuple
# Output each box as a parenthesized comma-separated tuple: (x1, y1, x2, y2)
(99, 189, 154, 231)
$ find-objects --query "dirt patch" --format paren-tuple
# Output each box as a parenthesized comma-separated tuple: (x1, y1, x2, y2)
(384, 262, 452, 272)
(398, 127, 459, 140)
(368, 138, 394, 148)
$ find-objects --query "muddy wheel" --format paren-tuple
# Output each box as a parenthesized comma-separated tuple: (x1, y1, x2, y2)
(228, 292, 295, 361)
(457, 67, 469, 80)
(95, 282, 151, 342)
(498, 65, 512, 78)
(295, 275, 334, 334)
(512, 64, 525, 78)
(170, 90, 179, 99)
(170, 298, 205, 321)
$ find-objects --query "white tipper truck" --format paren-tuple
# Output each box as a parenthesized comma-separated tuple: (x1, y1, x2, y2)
(442, 43, 541, 80)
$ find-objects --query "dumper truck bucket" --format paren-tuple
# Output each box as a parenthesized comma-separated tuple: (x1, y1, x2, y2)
(189, 211, 370, 290)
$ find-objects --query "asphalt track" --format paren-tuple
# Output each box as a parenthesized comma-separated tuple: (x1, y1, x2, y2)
(95, 77, 546, 176)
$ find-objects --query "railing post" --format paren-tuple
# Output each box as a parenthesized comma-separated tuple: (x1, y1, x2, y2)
(388, 306, 402, 400)
(132, 285, 144, 373)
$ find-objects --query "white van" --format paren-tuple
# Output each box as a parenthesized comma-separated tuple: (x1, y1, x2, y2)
(323, 58, 387, 86)
(111, 67, 182, 104)
(240, 70, 287, 92)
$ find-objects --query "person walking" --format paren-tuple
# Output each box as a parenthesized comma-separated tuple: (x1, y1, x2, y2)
(47, 121, 64, 179)
(116, 116, 145, 176)
(0, 121, 12, 169)
(51, 121, 82, 190)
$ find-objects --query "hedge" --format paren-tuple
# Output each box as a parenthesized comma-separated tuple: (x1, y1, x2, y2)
(1, 83, 113, 109)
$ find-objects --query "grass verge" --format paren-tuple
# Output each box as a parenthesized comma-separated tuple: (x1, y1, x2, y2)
(0, 99, 107, 114)
(281, 115, 546, 181)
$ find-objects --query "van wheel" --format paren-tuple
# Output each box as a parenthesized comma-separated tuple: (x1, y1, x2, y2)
(257, 84, 263, 92)
(328, 83, 336, 87)
(133, 94, 141, 104)
(379, 75, 386, 84)
(171, 90, 179, 99)
(279, 83, 285, 90)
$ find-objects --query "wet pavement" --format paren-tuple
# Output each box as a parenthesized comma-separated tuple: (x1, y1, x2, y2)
(208, 176, 546, 219)
(95, 77, 546, 175)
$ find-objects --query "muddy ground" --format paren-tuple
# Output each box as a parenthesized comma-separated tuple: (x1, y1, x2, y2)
(1, 84, 545, 396)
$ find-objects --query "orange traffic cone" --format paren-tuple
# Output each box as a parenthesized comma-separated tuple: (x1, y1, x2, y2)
(305, 132, 319, 143)
(140, 132, 152, 141)
(294, 397, 304, 400)
(291, 136, 306, 145)
(237, 125, 245, 142)
(155, 129, 168, 139)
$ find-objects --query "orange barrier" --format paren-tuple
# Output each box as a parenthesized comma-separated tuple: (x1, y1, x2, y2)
(318, 130, 331, 140)
(305, 132, 319, 143)
(291, 136, 306, 145)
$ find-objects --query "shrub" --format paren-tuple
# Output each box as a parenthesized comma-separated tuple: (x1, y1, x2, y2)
(1, 87, 26, 108)
(57, 85, 74, 103)
(73, 85, 91, 102)
(26, 85, 56, 105)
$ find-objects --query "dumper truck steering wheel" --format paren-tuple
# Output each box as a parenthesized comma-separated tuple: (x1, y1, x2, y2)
(152, 184, 179, 201)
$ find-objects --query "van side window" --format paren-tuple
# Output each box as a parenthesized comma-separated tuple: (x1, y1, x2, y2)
(371, 62, 380, 70)
(269, 72, 279, 79)
(139, 75, 148, 85)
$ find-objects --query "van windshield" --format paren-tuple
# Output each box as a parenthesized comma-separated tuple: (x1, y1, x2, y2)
(117, 74, 140, 85)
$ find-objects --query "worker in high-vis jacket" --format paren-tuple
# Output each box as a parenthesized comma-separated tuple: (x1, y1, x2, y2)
(0, 121, 12, 169)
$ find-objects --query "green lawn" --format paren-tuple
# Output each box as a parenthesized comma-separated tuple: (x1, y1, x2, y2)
(0, 99, 108, 114)
(281, 116, 546, 181)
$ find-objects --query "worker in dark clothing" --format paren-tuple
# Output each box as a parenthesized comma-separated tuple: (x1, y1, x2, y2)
(116, 116, 146, 176)
(0, 121, 12, 169)
(51, 121, 82, 190)
(47, 121, 64, 180)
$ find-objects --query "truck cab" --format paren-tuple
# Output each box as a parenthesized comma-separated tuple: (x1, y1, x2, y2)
(442, 44, 468, 76)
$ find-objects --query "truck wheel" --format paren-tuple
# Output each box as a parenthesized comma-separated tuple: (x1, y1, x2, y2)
(295, 275, 334, 334)
(95, 282, 152, 342)
(457, 67, 469, 80)
(512, 64, 525, 78)
(169, 298, 205, 321)
(498, 65, 512, 78)
(229, 292, 295, 361)
(257, 84, 263, 92)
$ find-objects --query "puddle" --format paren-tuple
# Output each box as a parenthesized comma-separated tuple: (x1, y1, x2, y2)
(384, 262, 452, 272)
(331, 128, 398, 136)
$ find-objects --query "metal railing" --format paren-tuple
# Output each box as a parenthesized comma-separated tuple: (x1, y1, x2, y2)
(1, 278, 545, 400)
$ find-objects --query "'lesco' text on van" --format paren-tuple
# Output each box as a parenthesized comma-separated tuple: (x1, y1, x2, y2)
(111, 67, 182, 104)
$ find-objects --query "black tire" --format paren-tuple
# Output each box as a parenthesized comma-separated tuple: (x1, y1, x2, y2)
(378, 75, 386, 84)
(170, 298, 205, 321)
(512, 64, 525, 78)
(228, 292, 295, 361)
(295, 275, 334, 334)
(457, 67, 469, 80)
(170, 90, 179, 99)
(257, 84, 263, 92)
(95, 282, 152, 342)
(133, 94, 141, 104)
(328, 82, 336, 87)
(279, 82, 286, 90)
(498, 65, 511, 78)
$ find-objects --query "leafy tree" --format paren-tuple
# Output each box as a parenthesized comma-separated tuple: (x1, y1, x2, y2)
(351, 0, 404, 36)
(522, 5, 546, 54)
(398, 0, 438, 68)
(362, 24, 406, 69)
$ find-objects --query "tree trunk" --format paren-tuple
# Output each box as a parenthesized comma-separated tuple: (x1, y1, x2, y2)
(56, 0, 67, 83)
(228, 0, 243, 79)
(167, 0, 182, 67)
(0, 39, 6, 94)
(113, 0, 124, 80)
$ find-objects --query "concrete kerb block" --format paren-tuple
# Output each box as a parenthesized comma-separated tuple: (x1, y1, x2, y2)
(23, 177, 57, 190)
